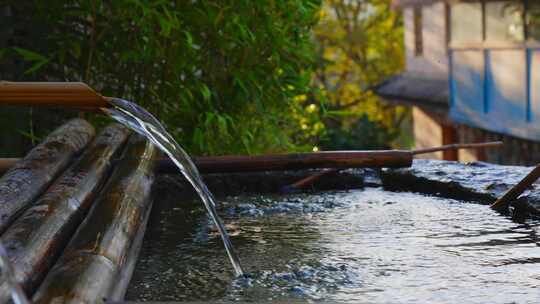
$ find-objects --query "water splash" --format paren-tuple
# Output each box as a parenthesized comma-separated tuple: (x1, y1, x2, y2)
(102, 98, 244, 277)
(0, 242, 29, 304)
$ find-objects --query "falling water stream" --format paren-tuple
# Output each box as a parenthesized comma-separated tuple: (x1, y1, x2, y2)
(102, 98, 244, 277)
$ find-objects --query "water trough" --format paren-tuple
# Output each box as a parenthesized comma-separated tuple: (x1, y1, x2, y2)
(0, 82, 539, 303)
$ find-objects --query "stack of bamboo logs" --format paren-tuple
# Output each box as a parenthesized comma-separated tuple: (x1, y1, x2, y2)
(0, 117, 157, 303)
(33, 135, 157, 303)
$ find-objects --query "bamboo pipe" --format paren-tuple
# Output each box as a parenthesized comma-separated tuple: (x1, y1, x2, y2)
(0, 81, 110, 108)
(0, 124, 130, 302)
(281, 141, 504, 193)
(491, 163, 540, 212)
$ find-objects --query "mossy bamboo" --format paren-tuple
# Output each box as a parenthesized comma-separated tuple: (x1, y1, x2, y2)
(32, 135, 157, 304)
(0, 124, 130, 302)
(0, 119, 94, 234)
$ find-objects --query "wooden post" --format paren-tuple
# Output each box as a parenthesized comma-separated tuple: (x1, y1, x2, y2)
(0, 124, 130, 302)
(33, 135, 158, 304)
(0, 119, 95, 234)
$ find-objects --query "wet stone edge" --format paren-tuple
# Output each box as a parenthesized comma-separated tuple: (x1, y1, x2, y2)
(381, 159, 540, 217)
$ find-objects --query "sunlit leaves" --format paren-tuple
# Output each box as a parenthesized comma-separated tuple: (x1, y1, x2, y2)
(311, 0, 409, 150)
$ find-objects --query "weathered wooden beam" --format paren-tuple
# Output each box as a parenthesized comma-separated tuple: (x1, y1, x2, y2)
(32, 135, 158, 304)
(0, 124, 130, 302)
(0, 118, 95, 234)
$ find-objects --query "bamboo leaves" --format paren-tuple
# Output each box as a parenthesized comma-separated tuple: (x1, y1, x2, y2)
(4, 0, 323, 155)
(12, 48, 49, 75)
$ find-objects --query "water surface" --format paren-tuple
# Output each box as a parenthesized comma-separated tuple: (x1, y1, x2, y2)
(127, 188, 540, 303)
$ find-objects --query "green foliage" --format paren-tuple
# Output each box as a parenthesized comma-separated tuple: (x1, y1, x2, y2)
(308, 0, 410, 150)
(2, 0, 321, 155)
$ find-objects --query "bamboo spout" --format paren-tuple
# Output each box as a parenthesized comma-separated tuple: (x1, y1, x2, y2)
(0, 82, 110, 108)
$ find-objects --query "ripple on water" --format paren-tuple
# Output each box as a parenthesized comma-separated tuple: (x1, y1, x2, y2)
(126, 188, 540, 303)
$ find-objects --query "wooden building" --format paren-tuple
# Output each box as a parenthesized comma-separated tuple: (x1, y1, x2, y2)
(376, 0, 540, 165)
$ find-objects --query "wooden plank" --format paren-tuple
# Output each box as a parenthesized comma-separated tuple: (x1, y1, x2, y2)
(32, 135, 158, 304)
(0, 124, 130, 302)
(0, 118, 95, 234)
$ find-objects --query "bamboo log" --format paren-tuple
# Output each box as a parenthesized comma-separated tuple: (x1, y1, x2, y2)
(158, 142, 502, 173)
(0, 151, 410, 175)
(1, 151, 412, 175)
(0, 82, 110, 108)
(0, 142, 504, 176)
(156, 150, 413, 173)
(0, 124, 130, 302)
(33, 135, 158, 304)
(0, 118, 95, 234)
(491, 163, 540, 212)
